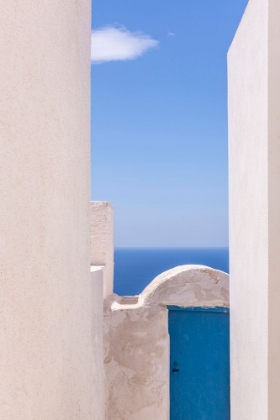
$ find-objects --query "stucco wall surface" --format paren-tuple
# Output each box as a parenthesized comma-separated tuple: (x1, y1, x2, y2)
(0, 2, 102, 419)
(104, 265, 229, 420)
(90, 202, 114, 297)
(267, 1, 280, 417)
(228, 0, 280, 417)
(91, 266, 105, 420)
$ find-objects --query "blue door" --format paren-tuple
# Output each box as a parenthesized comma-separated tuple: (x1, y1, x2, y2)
(169, 307, 230, 420)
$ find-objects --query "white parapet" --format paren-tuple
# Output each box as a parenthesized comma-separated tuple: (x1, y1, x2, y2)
(104, 266, 229, 420)
(0, 1, 102, 419)
(90, 201, 114, 297)
(228, 0, 280, 418)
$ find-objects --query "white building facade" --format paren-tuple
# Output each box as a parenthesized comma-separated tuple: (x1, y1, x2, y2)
(1, 0, 278, 418)
(0, 1, 103, 418)
(229, 0, 280, 418)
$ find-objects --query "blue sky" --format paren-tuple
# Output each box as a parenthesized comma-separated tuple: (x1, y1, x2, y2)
(91, 0, 248, 247)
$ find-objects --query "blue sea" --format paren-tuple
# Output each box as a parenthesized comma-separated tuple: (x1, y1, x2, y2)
(114, 248, 229, 296)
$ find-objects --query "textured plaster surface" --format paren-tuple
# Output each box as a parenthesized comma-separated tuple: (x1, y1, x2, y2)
(0, 1, 101, 419)
(267, 1, 280, 417)
(91, 266, 105, 420)
(104, 265, 229, 420)
(229, 1, 280, 417)
(228, 0, 273, 418)
(90, 202, 114, 297)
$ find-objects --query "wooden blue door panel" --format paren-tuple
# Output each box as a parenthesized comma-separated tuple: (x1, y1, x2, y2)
(169, 307, 230, 420)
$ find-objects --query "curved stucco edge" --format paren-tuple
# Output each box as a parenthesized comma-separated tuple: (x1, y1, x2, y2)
(106, 265, 229, 312)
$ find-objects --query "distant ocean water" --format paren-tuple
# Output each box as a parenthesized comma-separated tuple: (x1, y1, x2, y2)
(114, 248, 229, 296)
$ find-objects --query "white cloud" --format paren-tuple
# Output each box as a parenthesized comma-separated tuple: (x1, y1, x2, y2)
(168, 31, 175, 37)
(91, 25, 159, 64)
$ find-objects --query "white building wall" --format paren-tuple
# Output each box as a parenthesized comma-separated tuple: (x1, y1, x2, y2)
(0, 1, 102, 419)
(104, 266, 229, 420)
(267, 2, 280, 417)
(91, 266, 106, 420)
(90, 202, 114, 297)
(229, 0, 280, 417)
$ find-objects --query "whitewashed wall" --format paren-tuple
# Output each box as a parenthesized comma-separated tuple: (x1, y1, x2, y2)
(0, 1, 101, 419)
(104, 266, 229, 420)
(229, 0, 280, 418)
(91, 266, 105, 420)
(90, 202, 114, 297)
